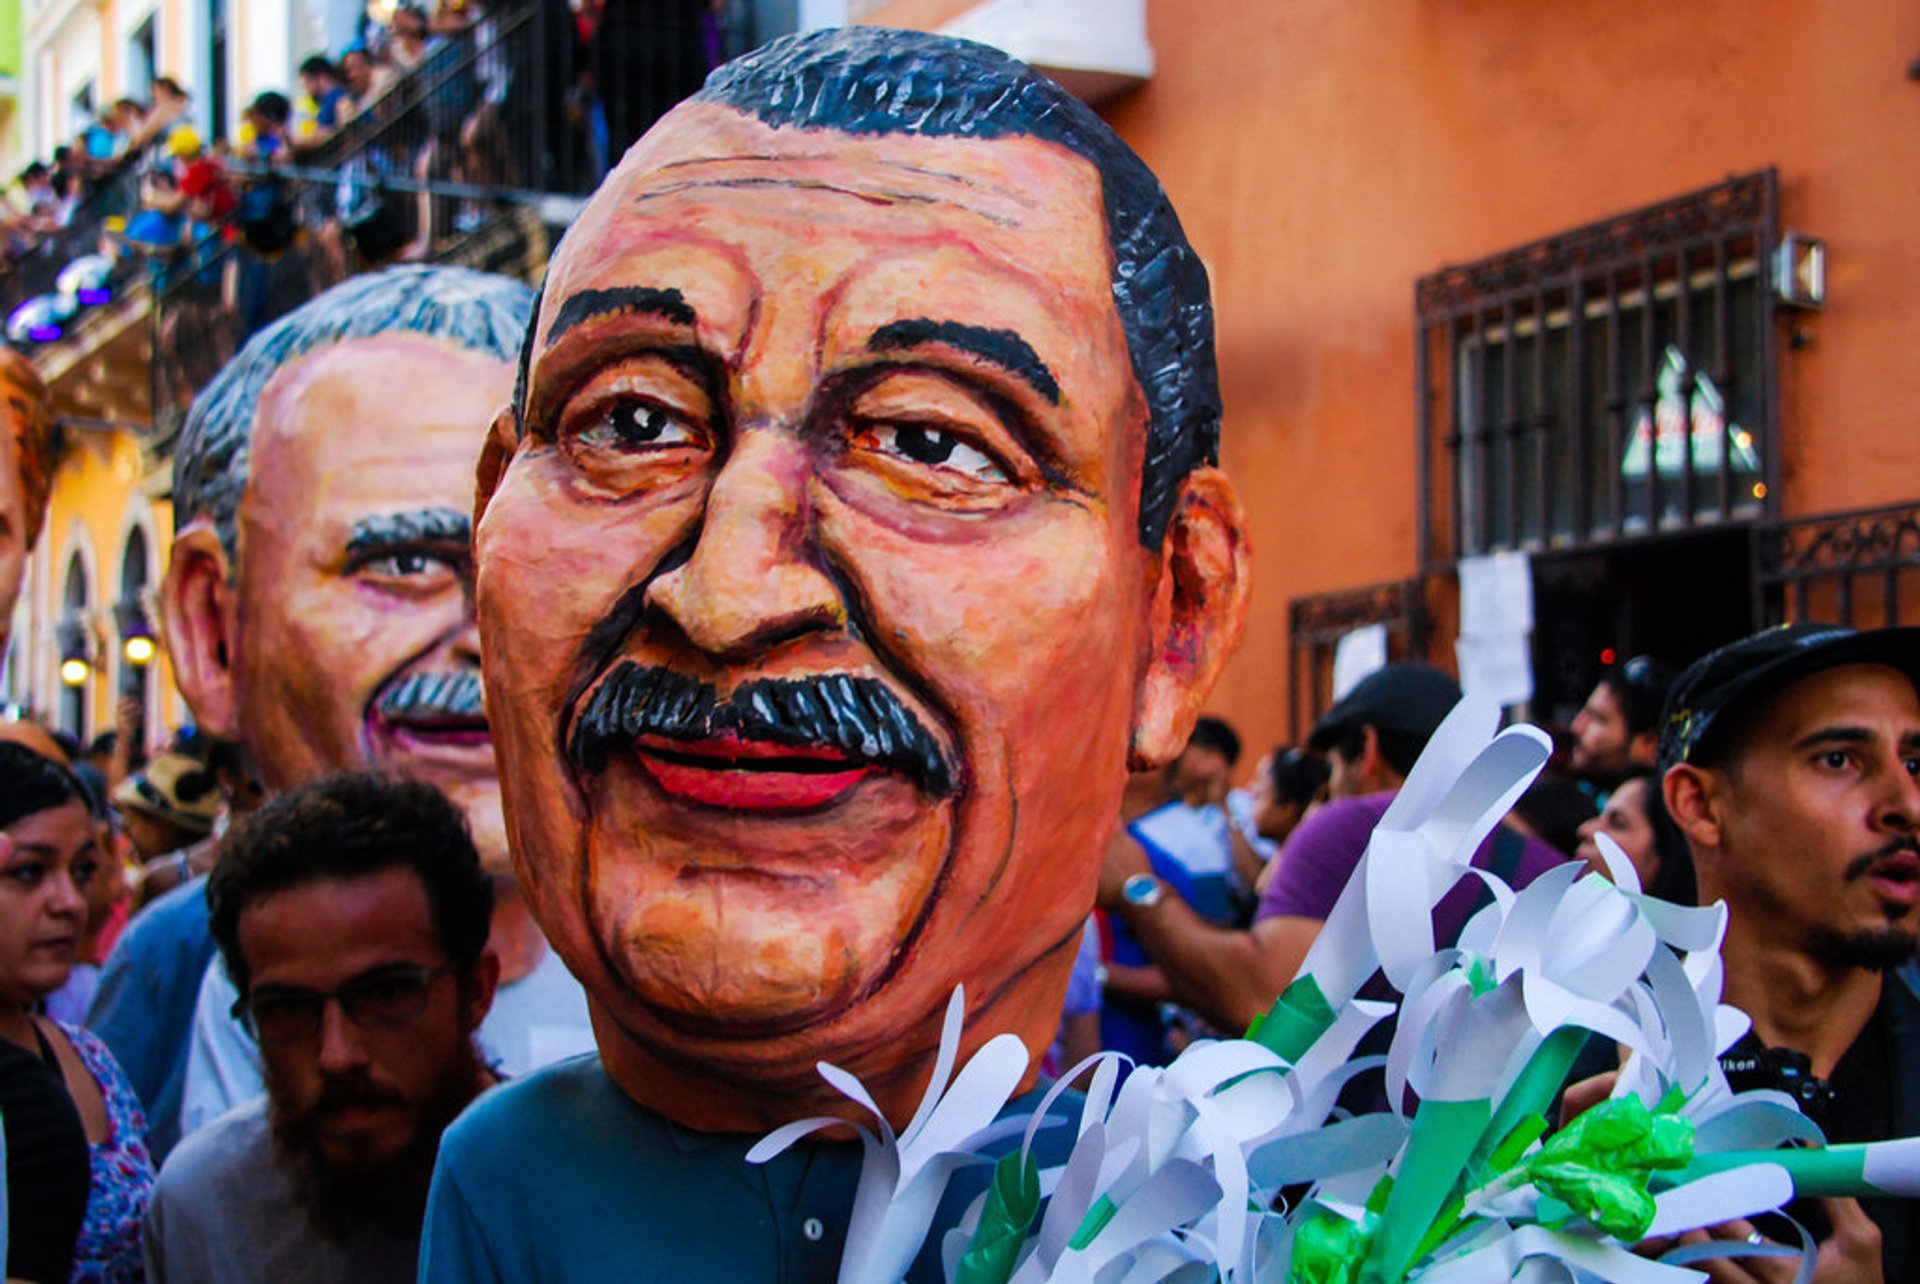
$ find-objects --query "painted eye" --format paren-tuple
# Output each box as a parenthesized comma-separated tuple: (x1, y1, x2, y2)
(579, 403, 702, 452)
(361, 551, 443, 577)
(350, 549, 462, 597)
(857, 422, 1008, 484)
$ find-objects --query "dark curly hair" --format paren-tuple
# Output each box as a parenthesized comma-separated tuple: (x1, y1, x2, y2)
(208, 772, 494, 996)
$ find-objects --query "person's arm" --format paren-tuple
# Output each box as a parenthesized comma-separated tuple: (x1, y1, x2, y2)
(1228, 823, 1268, 902)
(109, 696, 143, 786)
(1119, 896, 1317, 1035)
(1100, 960, 1173, 1006)
(1057, 1011, 1101, 1075)
(1098, 827, 1317, 1034)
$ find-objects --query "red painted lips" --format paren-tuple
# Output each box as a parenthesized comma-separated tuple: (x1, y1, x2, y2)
(631, 731, 879, 811)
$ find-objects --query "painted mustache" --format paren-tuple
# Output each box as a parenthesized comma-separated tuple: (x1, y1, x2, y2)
(375, 672, 487, 724)
(568, 661, 957, 796)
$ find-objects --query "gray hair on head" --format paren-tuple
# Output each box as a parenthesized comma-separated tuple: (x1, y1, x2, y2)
(173, 264, 535, 562)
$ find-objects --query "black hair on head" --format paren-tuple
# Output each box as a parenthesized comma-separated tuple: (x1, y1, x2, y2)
(207, 772, 494, 996)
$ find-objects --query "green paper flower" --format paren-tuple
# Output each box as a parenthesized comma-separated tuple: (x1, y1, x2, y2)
(1520, 1097, 1694, 1240)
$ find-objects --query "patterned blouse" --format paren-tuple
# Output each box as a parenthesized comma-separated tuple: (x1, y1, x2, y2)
(60, 1021, 156, 1283)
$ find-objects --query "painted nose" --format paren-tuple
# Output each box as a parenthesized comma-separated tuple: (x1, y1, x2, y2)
(645, 428, 844, 660)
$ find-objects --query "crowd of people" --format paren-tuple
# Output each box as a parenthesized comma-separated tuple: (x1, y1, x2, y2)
(0, 20, 1916, 1284)
(5, 0, 728, 324)
(5, 279, 1914, 1277)
(1090, 634, 1918, 1273)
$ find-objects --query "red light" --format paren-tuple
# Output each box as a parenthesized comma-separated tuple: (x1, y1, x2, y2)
(1599, 647, 1617, 666)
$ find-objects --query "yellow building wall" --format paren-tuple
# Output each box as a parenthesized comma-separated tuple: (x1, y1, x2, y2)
(32, 425, 186, 748)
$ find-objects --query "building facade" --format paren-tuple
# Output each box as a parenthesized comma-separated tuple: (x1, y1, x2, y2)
(12, 1, 1917, 755)
(868, 0, 1920, 754)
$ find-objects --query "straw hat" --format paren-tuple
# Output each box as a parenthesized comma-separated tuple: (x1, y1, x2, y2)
(111, 751, 221, 835)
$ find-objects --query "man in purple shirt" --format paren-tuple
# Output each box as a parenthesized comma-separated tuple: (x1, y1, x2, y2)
(1099, 665, 1566, 1035)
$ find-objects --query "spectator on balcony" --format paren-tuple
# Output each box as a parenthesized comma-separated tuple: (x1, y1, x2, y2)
(81, 98, 148, 175)
(127, 78, 192, 159)
(586, 0, 710, 167)
(456, 0, 515, 197)
(121, 166, 190, 255)
(5, 163, 62, 254)
(293, 56, 353, 157)
(237, 91, 293, 165)
(385, 3, 433, 74)
(49, 146, 87, 225)
(398, 2, 484, 260)
(342, 43, 399, 115)
(172, 128, 237, 225)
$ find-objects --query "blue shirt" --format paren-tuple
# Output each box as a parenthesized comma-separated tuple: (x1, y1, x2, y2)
(422, 1055, 1076, 1283)
(85, 876, 215, 1161)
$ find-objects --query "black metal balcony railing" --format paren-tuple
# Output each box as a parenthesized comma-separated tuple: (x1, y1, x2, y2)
(2, 164, 147, 326)
(1752, 501, 1920, 631)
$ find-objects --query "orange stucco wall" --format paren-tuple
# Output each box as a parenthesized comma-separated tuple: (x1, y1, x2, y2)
(864, 0, 1920, 757)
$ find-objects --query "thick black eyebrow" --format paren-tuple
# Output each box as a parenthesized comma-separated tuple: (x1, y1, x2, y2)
(867, 319, 1061, 406)
(346, 508, 471, 556)
(545, 286, 697, 349)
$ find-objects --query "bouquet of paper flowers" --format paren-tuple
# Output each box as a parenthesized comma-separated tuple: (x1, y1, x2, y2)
(752, 696, 1920, 1282)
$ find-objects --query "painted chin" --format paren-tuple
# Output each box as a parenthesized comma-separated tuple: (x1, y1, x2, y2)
(578, 752, 952, 1031)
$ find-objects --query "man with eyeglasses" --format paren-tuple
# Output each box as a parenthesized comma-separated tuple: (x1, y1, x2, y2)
(1569, 653, 1675, 788)
(144, 772, 499, 1283)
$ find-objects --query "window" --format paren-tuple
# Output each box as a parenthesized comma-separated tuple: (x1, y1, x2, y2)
(1417, 170, 1779, 565)
(69, 81, 97, 139)
(129, 17, 157, 102)
(61, 553, 90, 740)
(118, 528, 151, 712)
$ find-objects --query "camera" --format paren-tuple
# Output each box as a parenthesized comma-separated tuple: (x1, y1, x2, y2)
(1719, 1042, 1836, 1132)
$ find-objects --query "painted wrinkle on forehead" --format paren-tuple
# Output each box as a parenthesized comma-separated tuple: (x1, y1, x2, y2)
(604, 101, 1053, 215)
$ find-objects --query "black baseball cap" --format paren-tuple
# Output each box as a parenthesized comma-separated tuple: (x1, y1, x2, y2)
(1308, 663, 1462, 753)
(1658, 623, 1920, 768)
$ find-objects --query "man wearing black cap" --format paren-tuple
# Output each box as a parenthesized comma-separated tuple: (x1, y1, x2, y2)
(1662, 623, 1920, 1276)
(1100, 664, 1567, 1034)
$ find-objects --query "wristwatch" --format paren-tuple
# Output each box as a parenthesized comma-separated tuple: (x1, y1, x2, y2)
(1120, 873, 1165, 911)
